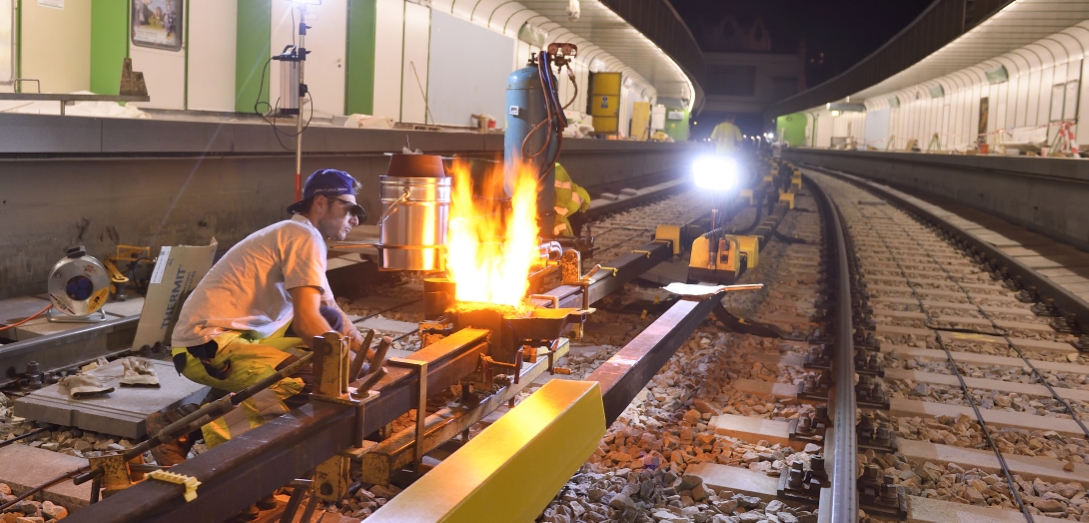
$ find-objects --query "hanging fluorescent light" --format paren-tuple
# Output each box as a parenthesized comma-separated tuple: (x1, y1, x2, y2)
(827, 102, 865, 113)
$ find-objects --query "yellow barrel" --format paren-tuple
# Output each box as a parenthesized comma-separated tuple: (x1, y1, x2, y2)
(590, 72, 621, 134)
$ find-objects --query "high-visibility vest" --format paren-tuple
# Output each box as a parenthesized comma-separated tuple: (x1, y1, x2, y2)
(553, 162, 591, 236)
(711, 121, 743, 154)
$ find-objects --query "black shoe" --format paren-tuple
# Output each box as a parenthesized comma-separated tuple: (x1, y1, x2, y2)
(256, 494, 278, 511)
(146, 405, 197, 466)
(225, 505, 260, 522)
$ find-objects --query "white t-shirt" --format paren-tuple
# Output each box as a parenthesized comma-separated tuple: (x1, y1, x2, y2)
(171, 215, 334, 347)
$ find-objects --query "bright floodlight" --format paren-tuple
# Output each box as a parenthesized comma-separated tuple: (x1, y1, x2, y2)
(692, 155, 739, 191)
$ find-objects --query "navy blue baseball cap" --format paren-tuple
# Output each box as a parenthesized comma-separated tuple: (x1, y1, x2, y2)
(287, 168, 366, 219)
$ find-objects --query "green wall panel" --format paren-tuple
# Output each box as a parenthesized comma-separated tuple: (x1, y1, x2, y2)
(90, 0, 129, 95)
(663, 108, 689, 142)
(345, 0, 376, 115)
(236, 0, 272, 113)
(777, 113, 807, 147)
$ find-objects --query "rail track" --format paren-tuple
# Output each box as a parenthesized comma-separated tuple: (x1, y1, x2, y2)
(534, 165, 1089, 523)
(6, 158, 1089, 523)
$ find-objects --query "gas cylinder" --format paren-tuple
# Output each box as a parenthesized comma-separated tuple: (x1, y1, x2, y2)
(505, 56, 557, 232)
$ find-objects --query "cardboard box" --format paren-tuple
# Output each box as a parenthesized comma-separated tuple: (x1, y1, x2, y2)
(132, 240, 217, 350)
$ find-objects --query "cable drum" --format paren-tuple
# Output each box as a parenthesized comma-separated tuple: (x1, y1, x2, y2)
(47, 252, 110, 317)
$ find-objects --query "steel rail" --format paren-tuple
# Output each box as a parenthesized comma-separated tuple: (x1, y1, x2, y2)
(587, 293, 722, 425)
(805, 164, 1089, 337)
(65, 238, 695, 522)
(0, 315, 138, 387)
(67, 330, 490, 523)
(805, 173, 857, 522)
(64, 175, 764, 522)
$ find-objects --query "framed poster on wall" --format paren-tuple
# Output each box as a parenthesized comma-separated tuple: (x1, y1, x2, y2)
(131, 0, 183, 51)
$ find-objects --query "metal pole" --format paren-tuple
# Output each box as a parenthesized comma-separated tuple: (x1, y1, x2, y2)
(294, 4, 307, 202)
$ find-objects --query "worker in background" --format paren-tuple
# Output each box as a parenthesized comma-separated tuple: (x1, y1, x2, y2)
(711, 116, 743, 154)
(553, 162, 591, 236)
(151, 169, 370, 467)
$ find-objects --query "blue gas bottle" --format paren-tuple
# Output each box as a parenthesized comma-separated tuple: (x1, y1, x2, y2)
(505, 56, 557, 226)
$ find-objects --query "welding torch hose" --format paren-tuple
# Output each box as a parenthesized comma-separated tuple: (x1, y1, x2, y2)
(522, 52, 558, 161)
(523, 52, 573, 183)
(70, 351, 315, 487)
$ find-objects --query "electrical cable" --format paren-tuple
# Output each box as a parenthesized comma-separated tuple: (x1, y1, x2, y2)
(0, 304, 52, 332)
(253, 53, 316, 151)
(729, 203, 763, 235)
(0, 426, 50, 449)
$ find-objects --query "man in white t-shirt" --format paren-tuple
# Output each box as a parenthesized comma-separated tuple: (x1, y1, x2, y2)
(155, 169, 369, 464)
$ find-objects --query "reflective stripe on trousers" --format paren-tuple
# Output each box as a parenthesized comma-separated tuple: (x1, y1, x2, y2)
(172, 330, 307, 448)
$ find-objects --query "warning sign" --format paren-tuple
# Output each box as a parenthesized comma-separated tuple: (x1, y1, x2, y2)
(600, 96, 608, 109)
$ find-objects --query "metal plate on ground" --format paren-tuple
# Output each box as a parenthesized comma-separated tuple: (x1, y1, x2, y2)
(100, 297, 146, 318)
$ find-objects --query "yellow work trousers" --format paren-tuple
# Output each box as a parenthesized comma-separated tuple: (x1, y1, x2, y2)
(171, 326, 307, 448)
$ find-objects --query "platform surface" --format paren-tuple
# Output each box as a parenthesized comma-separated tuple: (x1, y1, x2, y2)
(14, 359, 210, 438)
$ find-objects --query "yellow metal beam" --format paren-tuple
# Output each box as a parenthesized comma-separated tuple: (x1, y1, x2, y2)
(366, 380, 607, 523)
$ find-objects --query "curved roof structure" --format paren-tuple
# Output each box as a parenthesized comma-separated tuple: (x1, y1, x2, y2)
(766, 0, 1019, 117)
(433, 0, 704, 110)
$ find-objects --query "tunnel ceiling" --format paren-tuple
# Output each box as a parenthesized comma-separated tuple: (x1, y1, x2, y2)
(440, 0, 705, 110)
(763, 0, 1089, 117)
(850, 0, 1089, 101)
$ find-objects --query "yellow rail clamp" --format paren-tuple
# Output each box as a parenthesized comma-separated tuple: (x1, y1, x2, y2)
(779, 190, 795, 209)
(740, 188, 754, 206)
(146, 469, 201, 502)
(366, 380, 606, 523)
(791, 176, 802, 189)
(763, 175, 774, 183)
(728, 234, 760, 269)
(654, 224, 682, 255)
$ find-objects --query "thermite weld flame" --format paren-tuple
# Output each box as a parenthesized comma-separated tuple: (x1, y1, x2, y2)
(445, 160, 541, 308)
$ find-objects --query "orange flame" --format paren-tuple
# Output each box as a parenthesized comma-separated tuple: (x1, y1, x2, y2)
(445, 160, 541, 307)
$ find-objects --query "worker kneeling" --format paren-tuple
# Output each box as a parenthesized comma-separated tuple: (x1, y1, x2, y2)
(553, 162, 591, 236)
(156, 169, 370, 465)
